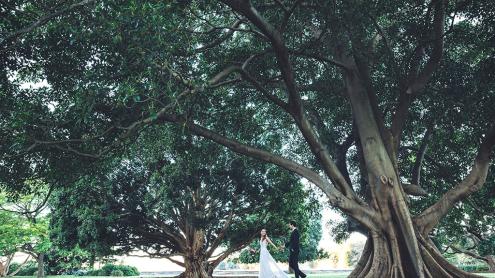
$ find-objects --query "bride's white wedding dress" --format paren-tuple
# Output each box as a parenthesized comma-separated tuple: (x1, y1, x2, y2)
(259, 239, 289, 278)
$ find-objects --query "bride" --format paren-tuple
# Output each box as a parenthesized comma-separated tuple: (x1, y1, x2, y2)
(250, 228, 289, 278)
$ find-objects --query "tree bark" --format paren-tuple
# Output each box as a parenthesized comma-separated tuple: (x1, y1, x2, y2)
(349, 235, 485, 278)
(36, 253, 45, 278)
(486, 256, 495, 272)
(177, 257, 213, 278)
(176, 229, 214, 278)
(0, 254, 14, 277)
(340, 56, 492, 277)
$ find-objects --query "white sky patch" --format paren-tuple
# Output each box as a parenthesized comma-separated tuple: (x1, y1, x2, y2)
(19, 79, 51, 90)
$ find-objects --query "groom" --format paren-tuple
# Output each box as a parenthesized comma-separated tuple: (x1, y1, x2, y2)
(284, 220, 306, 278)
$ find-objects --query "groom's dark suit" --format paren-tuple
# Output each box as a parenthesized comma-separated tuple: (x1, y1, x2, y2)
(285, 228, 306, 278)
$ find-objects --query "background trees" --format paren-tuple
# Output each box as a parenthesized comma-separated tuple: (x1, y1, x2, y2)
(237, 217, 327, 265)
(0, 208, 49, 277)
(49, 126, 319, 278)
(0, 184, 52, 278)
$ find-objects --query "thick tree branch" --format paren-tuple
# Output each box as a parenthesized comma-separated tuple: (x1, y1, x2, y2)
(390, 0, 445, 149)
(412, 122, 435, 185)
(222, 1, 362, 201)
(449, 245, 490, 263)
(164, 256, 185, 267)
(220, 0, 301, 112)
(402, 183, 428, 196)
(209, 236, 256, 267)
(415, 125, 495, 235)
(406, 0, 446, 95)
(147, 219, 187, 251)
(160, 113, 378, 229)
(205, 200, 236, 257)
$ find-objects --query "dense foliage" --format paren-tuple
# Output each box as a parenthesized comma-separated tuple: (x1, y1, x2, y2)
(49, 126, 320, 276)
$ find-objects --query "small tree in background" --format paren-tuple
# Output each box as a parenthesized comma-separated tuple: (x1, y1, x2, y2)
(50, 127, 319, 278)
(0, 209, 48, 277)
(0, 210, 30, 277)
(0, 184, 52, 278)
(44, 246, 94, 275)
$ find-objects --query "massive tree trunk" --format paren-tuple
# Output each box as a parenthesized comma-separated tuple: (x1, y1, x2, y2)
(174, 227, 248, 278)
(176, 229, 217, 278)
(176, 227, 210, 278)
(342, 59, 492, 277)
(349, 234, 486, 278)
(179, 257, 213, 278)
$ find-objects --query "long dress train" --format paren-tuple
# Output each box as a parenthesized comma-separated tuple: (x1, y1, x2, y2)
(259, 239, 289, 278)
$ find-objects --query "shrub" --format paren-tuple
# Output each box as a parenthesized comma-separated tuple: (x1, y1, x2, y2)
(458, 264, 489, 272)
(71, 269, 88, 276)
(110, 270, 124, 276)
(84, 269, 100, 276)
(8, 261, 38, 276)
(85, 264, 139, 276)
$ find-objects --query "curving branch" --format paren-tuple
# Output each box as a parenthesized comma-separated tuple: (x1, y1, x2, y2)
(412, 122, 435, 185)
(368, 14, 400, 78)
(415, 125, 495, 235)
(221, 0, 360, 202)
(390, 0, 446, 149)
(159, 113, 378, 229)
(0, 185, 53, 217)
(448, 245, 495, 270)
(209, 238, 254, 268)
(205, 196, 237, 258)
(405, 0, 446, 95)
(220, 0, 301, 111)
(5, 254, 31, 277)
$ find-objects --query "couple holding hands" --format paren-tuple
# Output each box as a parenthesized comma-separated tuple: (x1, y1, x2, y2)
(249, 220, 307, 278)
